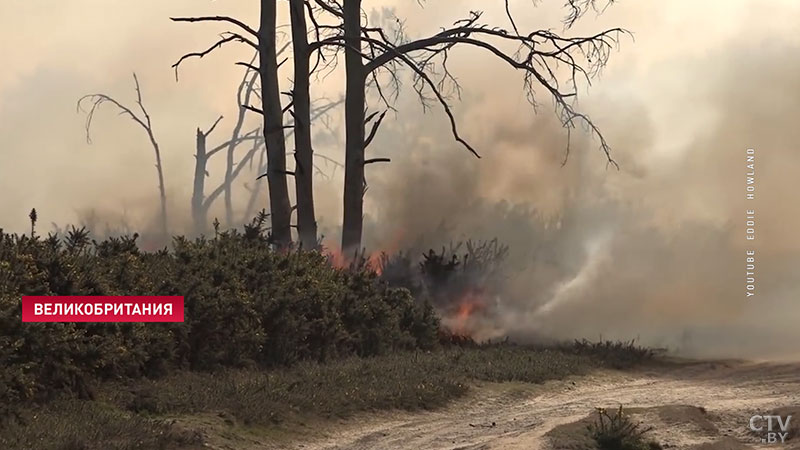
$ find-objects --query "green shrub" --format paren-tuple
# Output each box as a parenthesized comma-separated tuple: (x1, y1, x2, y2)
(0, 226, 440, 414)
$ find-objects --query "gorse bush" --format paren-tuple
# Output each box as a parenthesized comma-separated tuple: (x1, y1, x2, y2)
(0, 225, 439, 413)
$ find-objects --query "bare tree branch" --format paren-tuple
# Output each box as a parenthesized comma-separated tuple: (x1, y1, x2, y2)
(207, 128, 261, 159)
(364, 110, 387, 148)
(172, 33, 258, 81)
(203, 115, 224, 138)
(243, 104, 265, 115)
(364, 157, 391, 165)
(235, 61, 260, 72)
(170, 15, 259, 38)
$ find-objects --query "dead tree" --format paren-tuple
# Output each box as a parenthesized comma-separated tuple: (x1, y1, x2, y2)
(171, 4, 293, 248)
(309, 0, 625, 256)
(192, 116, 222, 234)
(257, 1, 293, 248)
(191, 116, 263, 235)
(203, 129, 264, 226)
(242, 147, 267, 224)
(78, 73, 168, 237)
(194, 51, 290, 234)
(342, 0, 367, 259)
(289, 0, 318, 250)
(249, 97, 344, 228)
(224, 56, 261, 227)
(199, 96, 342, 236)
(193, 94, 341, 237)
(190, 66, 262, 235)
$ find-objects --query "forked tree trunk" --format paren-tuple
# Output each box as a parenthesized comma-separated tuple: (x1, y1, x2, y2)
(289, 0, 318, 250)
(341, 0, 367, 257)
(259, 0, 292, 248)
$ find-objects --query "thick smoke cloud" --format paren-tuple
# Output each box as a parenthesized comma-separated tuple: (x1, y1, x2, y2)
(360, 31, 800, 359)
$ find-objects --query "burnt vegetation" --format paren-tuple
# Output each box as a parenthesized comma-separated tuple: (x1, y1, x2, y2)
(378, 239, 509, 336)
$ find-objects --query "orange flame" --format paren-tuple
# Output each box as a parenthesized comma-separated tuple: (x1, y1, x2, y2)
(323, 229, 406, 275)
(447, 288, 488, 336)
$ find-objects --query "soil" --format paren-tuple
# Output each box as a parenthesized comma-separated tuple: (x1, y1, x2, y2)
(188, 359, 800, 450)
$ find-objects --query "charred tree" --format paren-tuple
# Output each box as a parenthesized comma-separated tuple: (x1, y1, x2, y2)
(191, 115, 223, 235)
(224, 60, 260, 227)
(202, 128, 263, 225)
(341, 0, 367, 257)
(171, 6, 292, 248)
(258, 0, 292, 248)
(191, 66, 263, 236)
(246, 98, 342, 231)
(309, 0, 624, 256)
(78, 73, 168, 238)
(289, 0, 319, 250)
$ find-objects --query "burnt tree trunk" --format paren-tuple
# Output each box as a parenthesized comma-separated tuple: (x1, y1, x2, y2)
(242, 139, 266, 223)
(259, 0, 292, 248)
(224, 70, 258, 227)
(289, 0, 318, 250)
(151, 134, 168, 238)
(341, 0, 367, 257)
(191, 127, 209, 234)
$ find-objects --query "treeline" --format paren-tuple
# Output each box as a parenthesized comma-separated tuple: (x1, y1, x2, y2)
(80, 1, 623, 256)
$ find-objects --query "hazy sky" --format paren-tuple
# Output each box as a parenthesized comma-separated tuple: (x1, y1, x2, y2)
(1, 0, 798, 233)
(2, 0, 800, 357)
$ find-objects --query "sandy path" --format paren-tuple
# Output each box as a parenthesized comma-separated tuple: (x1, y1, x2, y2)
(285, 360, 800, 450)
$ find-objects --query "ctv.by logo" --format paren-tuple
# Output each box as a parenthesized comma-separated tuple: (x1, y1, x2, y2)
(750, 414, 792, 444)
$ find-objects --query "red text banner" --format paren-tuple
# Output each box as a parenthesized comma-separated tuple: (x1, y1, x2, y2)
(22, 296, 184, 322)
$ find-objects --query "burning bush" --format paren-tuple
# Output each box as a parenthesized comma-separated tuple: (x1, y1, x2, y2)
(378, 239, 509, 339)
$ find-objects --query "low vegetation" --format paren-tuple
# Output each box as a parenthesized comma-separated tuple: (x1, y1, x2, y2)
(0, 223, 658, 449)
(2, 345, 652, 450)
(568, 339, 660, 369)
(1, 399, 204, 450)
(547, 405, 663, 450)
(588, 406, 661, 450)
(0, 223, 437, 414)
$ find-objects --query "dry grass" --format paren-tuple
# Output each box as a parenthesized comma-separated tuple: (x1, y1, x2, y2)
(588, 406, 661, 450)
(547, 405, 662, 450)
(107, 346, 594, 426)
(0, 399, 203, 450)
(1, 342, 656, 450)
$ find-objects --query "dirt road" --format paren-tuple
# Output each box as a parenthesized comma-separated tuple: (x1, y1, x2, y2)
(285, 360, 800, 450)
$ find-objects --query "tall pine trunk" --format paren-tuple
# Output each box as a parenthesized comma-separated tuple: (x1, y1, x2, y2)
(289, 0, 318, 250)
(259, 0, 292, 247)
(341, 0, 367, 257)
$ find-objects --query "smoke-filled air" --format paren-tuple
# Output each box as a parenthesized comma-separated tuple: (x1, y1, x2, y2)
(2, 0, 799, 360)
